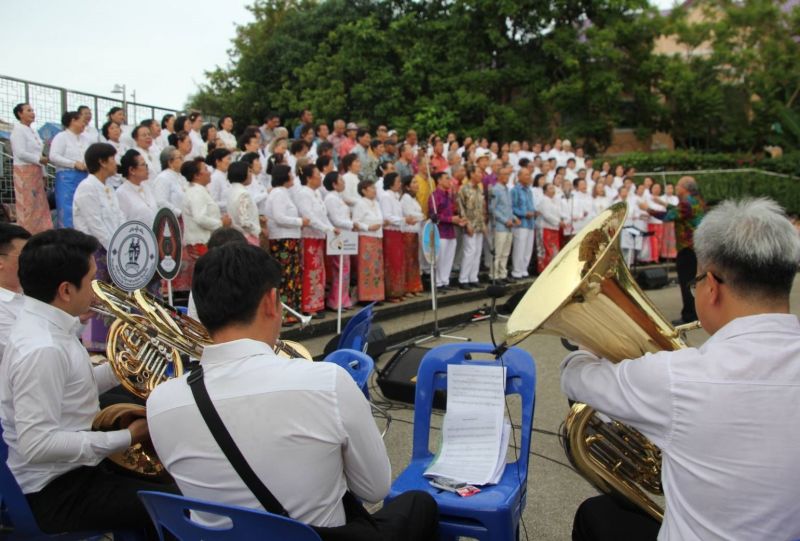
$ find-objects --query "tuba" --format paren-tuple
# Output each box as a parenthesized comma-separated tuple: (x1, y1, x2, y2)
(502, 202, 699, 521)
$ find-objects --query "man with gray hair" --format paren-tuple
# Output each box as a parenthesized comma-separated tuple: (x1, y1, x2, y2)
(562, 197, 800, 540)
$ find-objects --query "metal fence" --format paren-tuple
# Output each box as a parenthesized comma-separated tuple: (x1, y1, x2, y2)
(0, 74, 181, 130)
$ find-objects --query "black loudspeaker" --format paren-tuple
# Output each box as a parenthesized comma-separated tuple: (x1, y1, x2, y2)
(377, 346, 447, 409)
(500, 290, 527, 315)
(636, 267, 669, 289)
(322, 325, 388, 360)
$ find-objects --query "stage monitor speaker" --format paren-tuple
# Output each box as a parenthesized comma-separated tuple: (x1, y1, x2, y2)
(636, 267, 669, 290)
(377, 346, 446, 409)
(322, 325, 388, 360)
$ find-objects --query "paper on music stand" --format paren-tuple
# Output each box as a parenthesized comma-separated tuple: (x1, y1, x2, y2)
(424, 364, 509, 486)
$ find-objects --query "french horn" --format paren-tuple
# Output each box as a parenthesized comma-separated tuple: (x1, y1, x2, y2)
(502, 202, 699, 521)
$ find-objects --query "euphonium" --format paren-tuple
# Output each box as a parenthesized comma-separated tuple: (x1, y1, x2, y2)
(502, 202, 699, 521)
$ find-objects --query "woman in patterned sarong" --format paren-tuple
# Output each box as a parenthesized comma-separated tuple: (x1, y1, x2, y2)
(9, 103, 53, 234)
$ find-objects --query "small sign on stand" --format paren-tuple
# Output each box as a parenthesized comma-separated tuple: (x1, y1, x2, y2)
(326, 230, 359, 334)
(153, 209, 183, 306)
(107, 221, 158, 292)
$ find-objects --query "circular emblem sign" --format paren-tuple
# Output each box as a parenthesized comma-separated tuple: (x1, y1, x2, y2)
(107, 221, 158, 292)
(421, 220, 441, 265)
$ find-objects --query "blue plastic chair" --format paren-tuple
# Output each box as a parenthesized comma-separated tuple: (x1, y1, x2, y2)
(0, 425, 142, 540)
(337, 302, 375, 353)
(323, 348, 374, 399)
(138, 491, 321, 541)
(384, 343, 537, 541)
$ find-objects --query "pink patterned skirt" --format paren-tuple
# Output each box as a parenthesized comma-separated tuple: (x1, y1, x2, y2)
(13, 164, 53, 234)
(301, 237, 326, 313)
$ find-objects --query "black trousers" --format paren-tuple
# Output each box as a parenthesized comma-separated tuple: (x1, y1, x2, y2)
(572, 495, 660, 541)
(26, 460, 179, 538)
(675, 247, 697, 322)
(317, 490, 439, 541)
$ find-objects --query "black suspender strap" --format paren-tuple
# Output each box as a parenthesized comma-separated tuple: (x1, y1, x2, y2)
(186, 365, 290, 518)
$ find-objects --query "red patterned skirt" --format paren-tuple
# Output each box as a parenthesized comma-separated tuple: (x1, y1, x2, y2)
(383, 230, 406, 299)
(173, 243, 207, 292)
(301, 237, 326, 313)
(537, 228, 560, 274)
(403, 232, 423, 293)
(357, 236, 385, 302)
(647, 223, 664, 263)
(661, 222, 677, 259)
(269, 238, 302, 310)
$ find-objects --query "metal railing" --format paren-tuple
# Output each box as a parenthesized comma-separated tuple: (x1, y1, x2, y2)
(0, 74, 180, 130)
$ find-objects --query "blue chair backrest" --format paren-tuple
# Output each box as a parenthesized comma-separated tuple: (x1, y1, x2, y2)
(323, 349, 374, 398)
(0, 424, 48, 537)
(138, 491, 321, 541)
(411, 343, 536, 482)
(337, 302, 375, 352)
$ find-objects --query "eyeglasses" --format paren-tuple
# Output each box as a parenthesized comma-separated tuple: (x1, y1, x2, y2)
(689, 271, 724, 296)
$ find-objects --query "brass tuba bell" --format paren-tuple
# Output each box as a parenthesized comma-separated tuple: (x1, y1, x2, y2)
(502, 202, 699, 521)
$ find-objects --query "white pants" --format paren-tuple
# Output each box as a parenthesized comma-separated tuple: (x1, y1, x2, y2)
(491, 231, 513, 280)
(511, 228, 534, 278)
(482, 221, 495, 268)
(458, 232, 484, 284)
(435, 238, 457, 287)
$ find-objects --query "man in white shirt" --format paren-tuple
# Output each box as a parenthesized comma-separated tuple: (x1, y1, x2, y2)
(147, 243, 437, 539)
(0, 224, 31, 358)
(564, 198, 800, 541)
(0, 228, 175, 536)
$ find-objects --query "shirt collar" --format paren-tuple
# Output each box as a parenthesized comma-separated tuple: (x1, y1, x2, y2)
(23, 296, 82, 335)
(200, 338, 278, 367)
(0, 286, 22, 303)
(702, 313, 800, 349)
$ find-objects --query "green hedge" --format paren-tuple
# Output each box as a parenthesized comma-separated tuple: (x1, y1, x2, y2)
(599, 149, 799, 176)
(642, 171, 800, 215)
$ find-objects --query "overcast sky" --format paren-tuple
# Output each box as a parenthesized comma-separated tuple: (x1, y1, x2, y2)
(1, 0, 678, 111)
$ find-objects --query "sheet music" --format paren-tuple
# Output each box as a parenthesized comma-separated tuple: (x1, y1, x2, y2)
(424, 364, 508, 485)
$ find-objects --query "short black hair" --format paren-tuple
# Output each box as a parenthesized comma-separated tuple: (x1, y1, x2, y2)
(207, 148, 231, 167)
(19, 228, 99, 304)
(207, 227, 247, 251)
(356, 128, 369, 140)
(289, 140, 307, 155)
(316, 155, 332, 171)
(101, 120, 118, 140)
(264, 112, 279, 123)
(181, 159, 203, 183)
(161, 113, 175, 129)
(192, 243, 281, 333)
(271, 164, 291, 187)
(240, 152, 260, 167)
(13, 103, 27, 120)
(218, 115, 233, 130)
(299, 164, 317, 186)
(107, 106, 123, 118)
(0, 223, 31, 253)
(357, 179, 374, 196)
(228, 161, 249, 184)
(317, 141, 333, 155)
(169, 130, 189, 148)
(174, 115, 189, 133)
(140, 118, 157, 130)
(370, 139, 383, 150)
(120, 149, 142, 179)
(61, 110, 80, 128)
(200, 123, 214, 142)
(341, 153, 358, 172)
(383, 172, 399, 191)
(238, 129, 260, 151)
(432, 171, 446, 184)
(299, 124, 314, 138)
(85, 143, 118, 174)
(131, 124, 148, 141)
(323, 171, 339, 192)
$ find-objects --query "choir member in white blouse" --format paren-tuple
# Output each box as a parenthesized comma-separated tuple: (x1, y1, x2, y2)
(400, 175, 424, 296)
(536, 183, 562, 273)
(571, 178, 595, 233)
(352, 180, 385, 303)
(117, 150, 159, 226)
(592, 183, 610, 216)
(142, 119, 165, 152)
(323, 171, 354, 311)
(207, 148, 233, 213)
(225, 162, 261, 246)
(378, 173, 407, 302)
(72, 143, 123, 351)
(130, 124, 160, 181)
(152, 147, 186, 218)
(106, 106, 133, 149)
(49, 111, 88, 228)
(9, 103, 52, 233)
(264, 164, 309, 324)
(217, 116, 237, 151)
(187, 112, 205, 159)
(78, 105, 99, 147)
(644, 182, 667, 264)
(340, 153, 362, 207)
(296, 164, 336, 318)
(240, 152, 269, 218)
(158, 114, 175, 151)
(180, 158, 228, 292)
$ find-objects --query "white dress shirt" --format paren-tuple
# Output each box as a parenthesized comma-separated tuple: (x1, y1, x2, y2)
(133, 145, 161, 180)
(226, 183, 260, 237)
(208, 169, 230, 213)
(342, 172, 361, 207)
(561, 314, 800, 541)
(182, 184, 222, 245)
(49, 130, 87, 171)
(592, 195, 610, 216)
(10, 123, 44, 166)
(378, 191, 403, 231)
(157, 130, 173, 151)
(324, 192, 354, 231)
(152, 169, 187, 218)
(117, 180, 158, 226)
(218, 130, 237, 151)
(247, 177, 269, 216)
(294, 185, 334, 239)
(571, 191, 594, 232)
(188, 130, 205, 159)
(0, 297, 131, 493)
(147, 339, 390, 527)
(400, 193, 423, 234)
(0, 287, 25, 360)
(80, 125, 99, 147)
(265, 186, 302, 239)
(352, 198, 383, 239)
(73, 175, 123, 250)
(537, 196, 561, 231)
